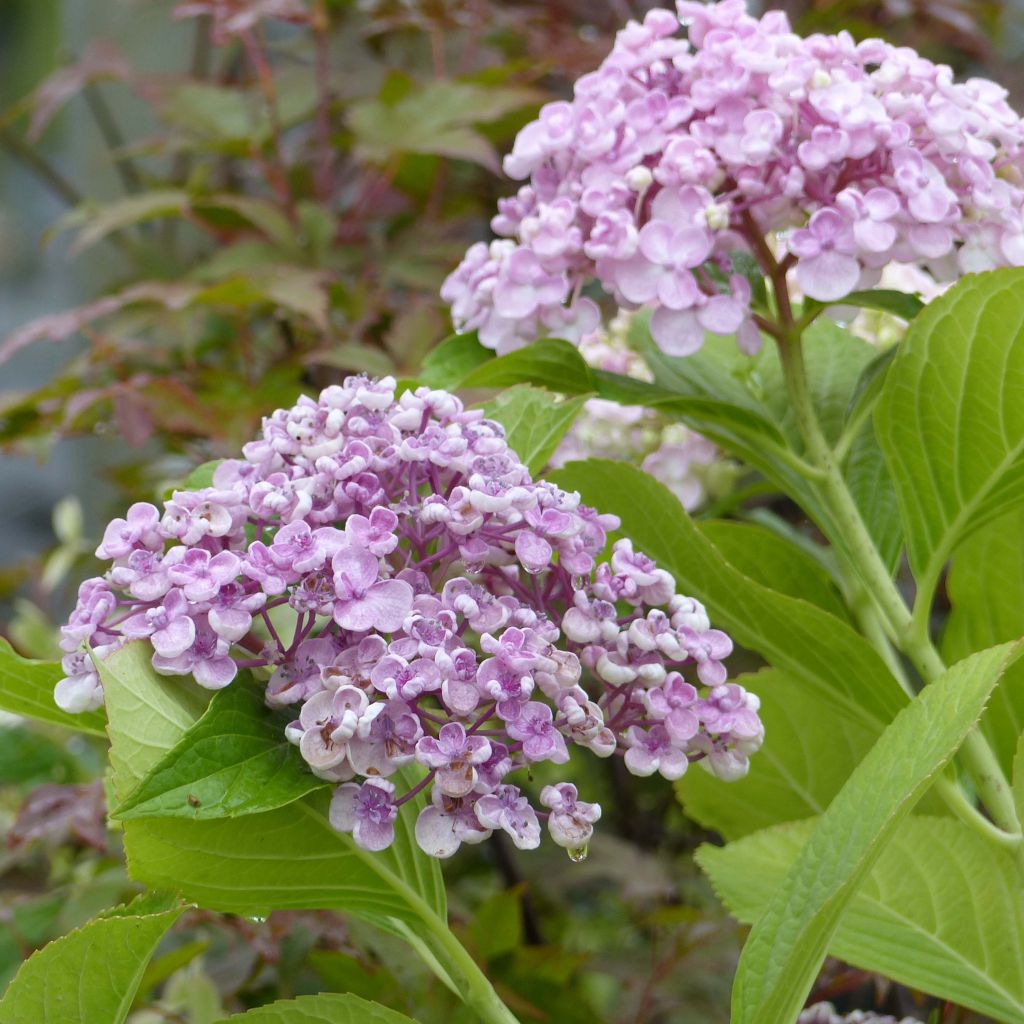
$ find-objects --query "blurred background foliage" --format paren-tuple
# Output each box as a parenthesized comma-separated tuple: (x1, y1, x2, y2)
(0, 1, 1020, 1021)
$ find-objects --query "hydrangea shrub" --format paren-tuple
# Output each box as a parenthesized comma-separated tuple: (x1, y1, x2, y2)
(5, 2, 1024, 1023)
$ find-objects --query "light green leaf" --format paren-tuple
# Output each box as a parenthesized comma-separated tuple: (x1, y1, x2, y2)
(730, 642, 1016, 1024)
(211, 993, 419, 1024)
(812, 289, 925, 322)
(61, 190, 189, 256)
(548, 460, 906, 731)
(417, 332, 492, 390)
(459, 338, 595, 394)
(348, 81, 540, 170)
(193, 195, 296, 250)
(1015, 731, 1024, 833)
(639, 319, 903, 566)
(98, 642, 211, 800)
(100, 646, 446, 930)
(677, 668, 879, 839)
(700, 815, 1024, 1024)
(483, 386, 589, 476)
(0, 894, 185, 1024)
(112, 682, 327, 821)
(161, 83, 255, 143)
(876, 268, 1024, 591)
(122, 792, 441, 923)
(697, 521, 849, 621)
(178, 460, 223, 491)
(943, 507, 1024, 773)
(0, 637, 106, 736)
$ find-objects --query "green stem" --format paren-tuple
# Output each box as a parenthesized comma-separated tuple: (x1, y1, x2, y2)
(776, 330, 1021, 840)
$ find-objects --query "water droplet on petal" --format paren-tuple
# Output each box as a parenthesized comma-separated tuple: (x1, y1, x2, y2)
(567, 844, 589, 863)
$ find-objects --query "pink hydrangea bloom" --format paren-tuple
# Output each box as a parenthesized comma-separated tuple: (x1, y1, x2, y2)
(58, 375, 762, 857)
(444, 0, 1024, 357)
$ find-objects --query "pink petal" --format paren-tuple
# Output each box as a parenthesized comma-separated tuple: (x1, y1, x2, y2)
(193, 655, 237, 689)
(363, 579, 414, 633)
(650, 306, 705, 356)
(697, 295, 745, 334)
(415, 806, 462, 859)
(638, 220, 674, 264)
(333, 545, 380, 593)
(152, 616, 196, 658)
(794, 250, 862, 302)
(328, 783, 360, 832)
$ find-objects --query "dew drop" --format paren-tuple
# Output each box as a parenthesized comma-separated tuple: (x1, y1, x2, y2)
(567, 844, 589, 863)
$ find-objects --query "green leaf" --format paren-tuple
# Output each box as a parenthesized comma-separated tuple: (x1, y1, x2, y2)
(814, 289, 925, 322)
(98, 642, 211, 800)
(459, 338, 595, 394)
(0, 895, 185, 1024)
(60, 190, 189, 256)
(943, 507, 1024, 774)
(100, 647, 446, 931)
(179, 460, 223, 491)
(193, 195, 296, 250)
(466, 888, 524, 962)
(729, 642, 1016, 1024)
(876, 268, 1024, 589)
(483, 386, 589, 476)
(678, 667, 879, 839)
(638, 319, 903, 566)
(348, 80, 540, 170)
(697, 521, 849, 621)
(0, 637, 106, 736)
(112, 681, 327, 821)
(700, 815, 1024, 1024)
(211, 993, 419, 1024)
(548, 460, 906, 731)
(415, 332, 492, 390)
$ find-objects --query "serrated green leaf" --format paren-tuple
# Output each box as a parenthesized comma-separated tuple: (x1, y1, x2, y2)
(700, 815, 1024, 1024)
(483, 386, 589, 476)
(179, 460, 223, 491)
(100, 647, 446, 932)
(0, 896, 185, 1024)
(0, 637, 106, 736)
(211, 993, 419, 1024)
(677, 667, 879, 839)
(876, 268, 1024, 590)
(459, 338, 595, 393)
(638, 320, 903, 567)
(697, 520, 849, 621)
(62, 190, 189, 256)
(417, 332, 491, 389)
(548, 460, 906, 731)
(730, 642, 1016, 1024)
(943, 507, 1024, 774)
(113, 682, 327, 821)
(98, 642, 211, 801)
(815, 288, 925, 322)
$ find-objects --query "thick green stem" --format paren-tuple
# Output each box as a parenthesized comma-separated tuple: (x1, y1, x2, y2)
(776, 331, 1021, 840)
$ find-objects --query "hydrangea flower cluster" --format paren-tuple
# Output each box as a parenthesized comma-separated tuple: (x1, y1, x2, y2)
(551, 313, 736, 511)
(57, 376, 763, 858)
(442, 0, 1024, 356)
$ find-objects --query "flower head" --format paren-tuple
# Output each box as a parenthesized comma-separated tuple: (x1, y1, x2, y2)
(59, 375, 762, 856)
(444, 0, 1024, 356)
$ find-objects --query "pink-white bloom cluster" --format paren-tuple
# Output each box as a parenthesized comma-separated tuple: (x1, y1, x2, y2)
(57, 376, 762, 858)
(552, 314, 734, 511)
(443, 0, 1024, 357)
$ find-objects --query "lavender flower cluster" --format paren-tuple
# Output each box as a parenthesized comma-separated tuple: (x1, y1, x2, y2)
(56, 377, 762, 858)
(442, 0, 1024, 357)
